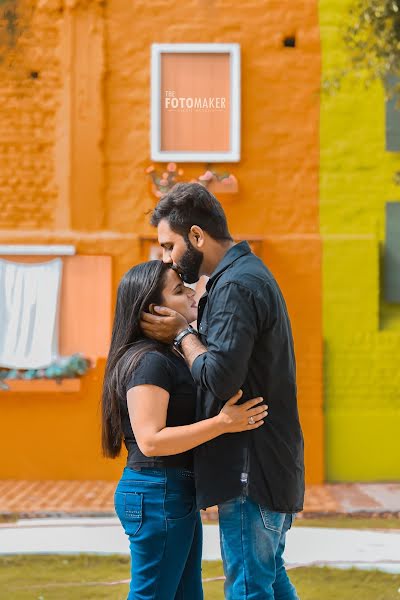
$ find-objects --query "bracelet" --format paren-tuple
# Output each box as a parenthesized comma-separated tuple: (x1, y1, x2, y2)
(173, 325, 197, 350)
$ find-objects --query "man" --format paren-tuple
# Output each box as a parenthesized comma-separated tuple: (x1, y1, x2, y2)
(141, 183, 304, 600)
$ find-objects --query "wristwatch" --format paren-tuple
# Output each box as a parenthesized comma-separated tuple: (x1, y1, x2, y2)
(173, 325, 197, 350)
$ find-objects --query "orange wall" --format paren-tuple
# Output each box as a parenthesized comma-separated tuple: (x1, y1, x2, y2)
(264, 237, 323, 483)
(0, 0, 323, 483)
(104, 0, 320, 237)
(0, 361, 124, 480)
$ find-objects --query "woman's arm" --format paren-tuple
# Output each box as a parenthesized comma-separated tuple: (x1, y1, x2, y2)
(127, 386, 267, 457)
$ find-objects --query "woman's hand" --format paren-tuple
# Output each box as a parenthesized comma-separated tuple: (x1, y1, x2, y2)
(217, 390, 268, 433)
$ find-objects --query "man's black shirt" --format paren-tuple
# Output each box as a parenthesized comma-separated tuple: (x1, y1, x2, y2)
(191, 241, 305, 512)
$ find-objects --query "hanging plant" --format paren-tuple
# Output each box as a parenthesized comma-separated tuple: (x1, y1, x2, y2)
(0, 353, 91, 388)
(146, 162, 182, 197)
(146, 163, 238, 198)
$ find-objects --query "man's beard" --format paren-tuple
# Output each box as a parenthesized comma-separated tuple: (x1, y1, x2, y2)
(175, 238, 203, 284)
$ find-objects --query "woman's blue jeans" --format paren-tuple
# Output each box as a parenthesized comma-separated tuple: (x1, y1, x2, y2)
(218, 495, 299, 600)
(114, 466, 203, 600)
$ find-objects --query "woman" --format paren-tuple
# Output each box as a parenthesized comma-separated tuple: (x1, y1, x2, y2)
(102, 260, 268, 600)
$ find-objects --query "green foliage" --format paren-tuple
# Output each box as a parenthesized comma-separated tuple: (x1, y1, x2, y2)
(346, 1, 400, 82)
(323, 0, 400, 94)
(0, 354, 91, 385)
(323, 2, 400, 185)
(0, 0, 19, 50)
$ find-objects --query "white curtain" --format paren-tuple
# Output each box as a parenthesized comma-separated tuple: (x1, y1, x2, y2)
(0, 259, 63, 369)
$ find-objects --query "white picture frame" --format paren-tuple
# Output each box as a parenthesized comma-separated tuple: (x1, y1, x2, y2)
(151, 43, 241, 162)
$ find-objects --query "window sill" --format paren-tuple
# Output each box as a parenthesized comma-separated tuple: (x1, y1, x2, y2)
(1, 379, 82, 393)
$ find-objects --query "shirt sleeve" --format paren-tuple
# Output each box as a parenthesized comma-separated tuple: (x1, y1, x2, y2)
(126, 352, 174, 395)
(191, 282, 265, 402)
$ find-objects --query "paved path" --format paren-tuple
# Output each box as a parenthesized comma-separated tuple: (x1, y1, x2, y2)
(0, 481, 399, 517)
(1, 518, 399, 574)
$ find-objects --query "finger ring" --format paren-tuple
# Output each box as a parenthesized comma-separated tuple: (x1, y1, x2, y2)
(248, 416, 255, 425)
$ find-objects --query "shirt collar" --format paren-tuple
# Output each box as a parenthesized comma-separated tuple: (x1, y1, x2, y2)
(206, 241, 252, 291)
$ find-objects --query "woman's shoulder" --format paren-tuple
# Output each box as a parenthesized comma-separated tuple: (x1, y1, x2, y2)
(138, 349, 192, 382)
(144, 349, 178, 370)
(125, 349, 178, 394)
(132, 349, 176, 375)
(147, 349, 192, 377)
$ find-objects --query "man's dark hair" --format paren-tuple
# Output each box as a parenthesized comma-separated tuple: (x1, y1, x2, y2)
(150, 182, 233, 241)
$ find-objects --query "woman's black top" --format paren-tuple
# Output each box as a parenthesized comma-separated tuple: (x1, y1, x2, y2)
(121, 349, 197, 470)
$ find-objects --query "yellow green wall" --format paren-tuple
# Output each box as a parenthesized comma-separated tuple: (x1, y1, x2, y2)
(320, 0, 400, 479)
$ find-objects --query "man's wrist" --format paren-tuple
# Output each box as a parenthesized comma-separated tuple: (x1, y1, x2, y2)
(173, 325, 197, 350)
(176, 325, 188, 337)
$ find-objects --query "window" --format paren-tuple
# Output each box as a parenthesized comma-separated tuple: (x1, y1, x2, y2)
(384, 201, 400, 302)
(0, 259, 63, 369)
(0, 253, 112, 373)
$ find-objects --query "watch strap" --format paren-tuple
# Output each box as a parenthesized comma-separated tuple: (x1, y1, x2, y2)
(173, 325, 197, 349)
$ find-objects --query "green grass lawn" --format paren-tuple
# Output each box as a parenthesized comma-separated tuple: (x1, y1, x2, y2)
(293, 516, 400, 530)
(203, 516, 400, 530)
(0, 555, 399, 600)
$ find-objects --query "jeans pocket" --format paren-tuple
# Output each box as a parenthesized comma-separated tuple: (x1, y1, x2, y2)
(258, 506, 286, 533)
(114, 491, 143, 536)
(165, 493, 196, 522)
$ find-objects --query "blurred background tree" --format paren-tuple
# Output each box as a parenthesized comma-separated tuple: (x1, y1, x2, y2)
(324, 0, 400, 182)
(324, 0, 400, 90)
(345, 0, 400, 83)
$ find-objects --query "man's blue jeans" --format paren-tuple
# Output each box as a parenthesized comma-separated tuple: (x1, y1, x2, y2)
(115, 466, 203, 600)
(218, 496, 299, 600)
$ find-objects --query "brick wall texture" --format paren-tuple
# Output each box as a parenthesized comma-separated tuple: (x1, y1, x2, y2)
(0, 0, 397, 483)
(0, 0, 61, 229)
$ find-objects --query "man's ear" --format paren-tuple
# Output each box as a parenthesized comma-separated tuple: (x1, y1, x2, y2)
(189, 225, 205, 248)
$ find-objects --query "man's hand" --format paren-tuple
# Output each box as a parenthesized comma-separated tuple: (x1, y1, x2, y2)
(140, 306, 189, 343)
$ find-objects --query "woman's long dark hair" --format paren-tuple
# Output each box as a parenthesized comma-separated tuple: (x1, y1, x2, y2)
(102, 260, 171, 458)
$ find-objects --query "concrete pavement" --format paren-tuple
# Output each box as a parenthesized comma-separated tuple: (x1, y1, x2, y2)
(1, 517, 399, 574)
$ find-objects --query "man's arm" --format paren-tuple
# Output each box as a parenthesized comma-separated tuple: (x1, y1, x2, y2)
(180, 330, 207, 368)
(140, 306, 207, 365)
(140, 282, 265, 401)
(189, 282, 263, 402)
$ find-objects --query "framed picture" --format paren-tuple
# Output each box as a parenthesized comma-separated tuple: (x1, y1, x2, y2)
(151, 43, 241, 162)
